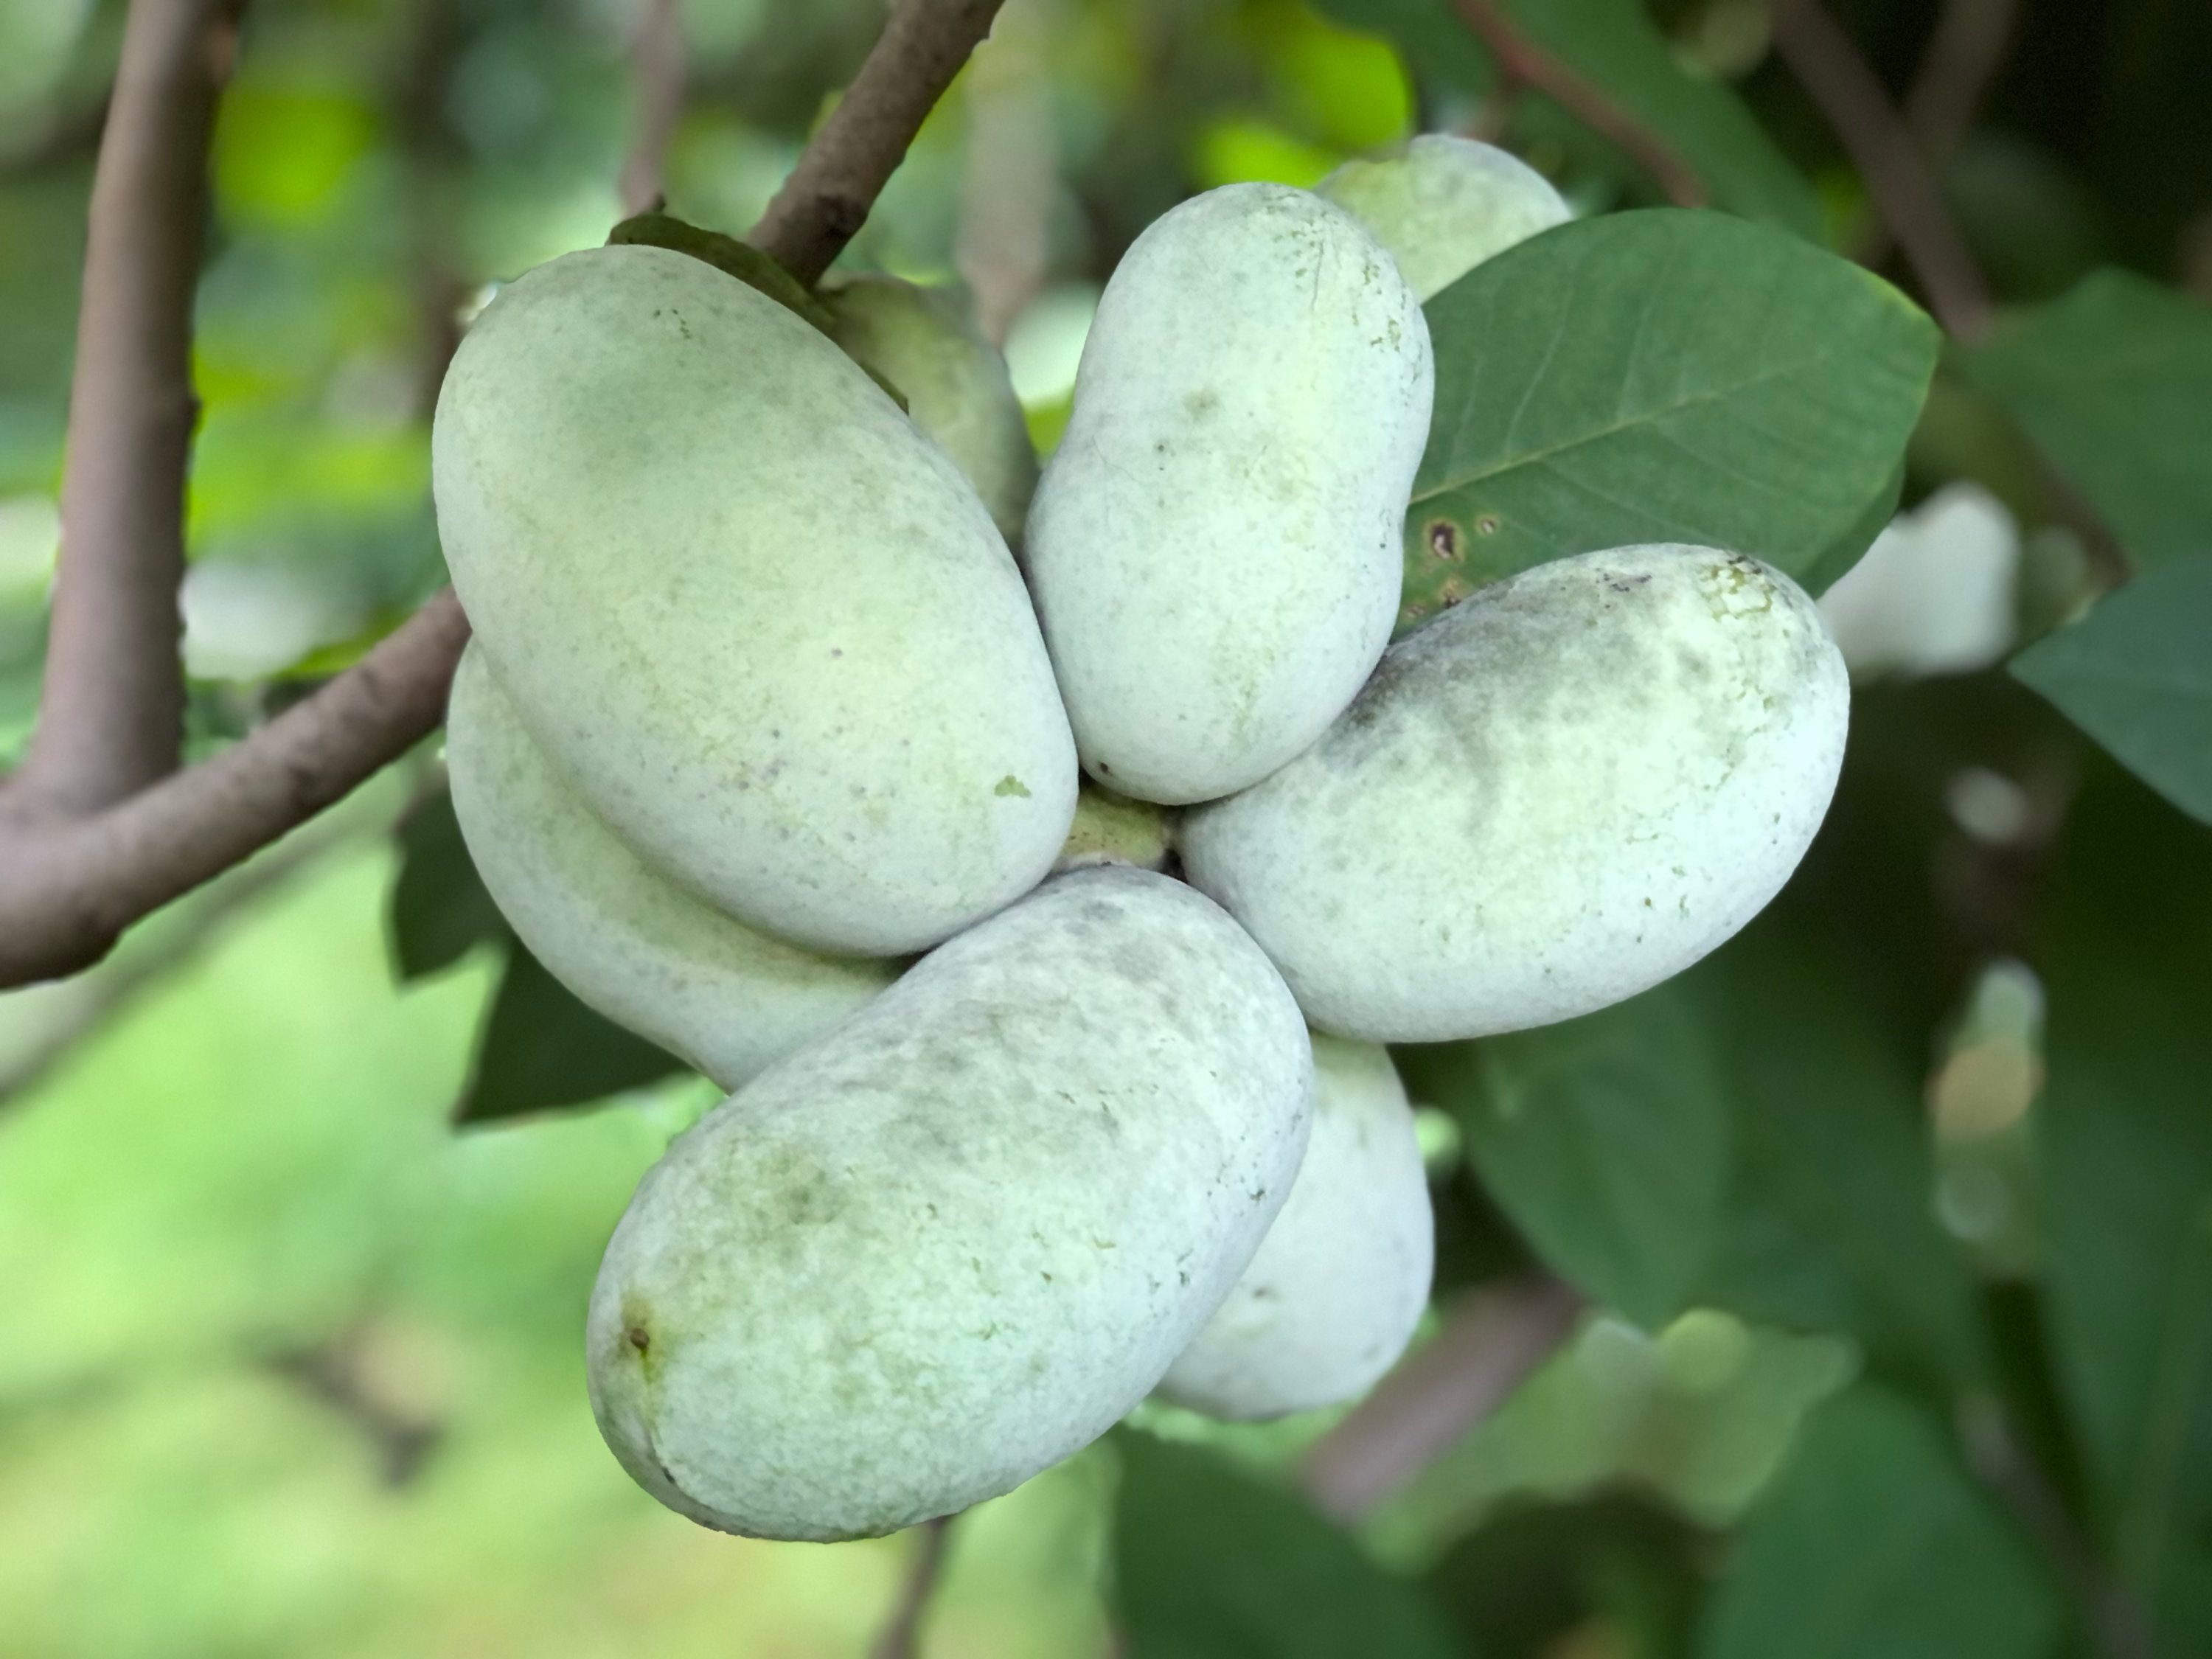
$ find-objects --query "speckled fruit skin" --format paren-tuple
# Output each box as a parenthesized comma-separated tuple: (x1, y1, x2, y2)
(1318, 134, 1571, 302)
(823, 274, 1039, 546)
(1181, 546, 1850, 1042)
(432, 244, 1076, 957)
(444, 644, 899, 1091)
(1024, 183, 1433, 805)
(585, 866, 1314, 1542)
(1158, 1034, 1432, 1420)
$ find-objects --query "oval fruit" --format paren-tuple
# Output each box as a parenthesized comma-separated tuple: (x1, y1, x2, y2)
(1181, 546, 1850, 1041)
(1158, 1034, 1432, 1419)
(1024, 182, 1434, 804)
(432, 244, 1077, 956)
(586, 866, 1314, 1540)
(1318, 133, 1571, 302)
(445, 644, 898, 1091)
(823, 274, 1039, 545)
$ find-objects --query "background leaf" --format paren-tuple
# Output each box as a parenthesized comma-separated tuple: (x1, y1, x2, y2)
(1965, 271, 2212, 569)
(1397, 979, 1731, 1332)
(1697, 1383, 2062, 1659)
(1401, 209, 1938, 630)
(2011, 554, 2212, 824)
(2035, 762, 2212, 1645)
(1112, 1430, 1458, 1659)
(1694, 924, 1994, 1398)
(452, 944, 686, 1127)
(387, 782, 507, 981)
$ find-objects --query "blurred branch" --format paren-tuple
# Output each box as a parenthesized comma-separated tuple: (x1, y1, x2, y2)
(1449, 0, 1707, 208)
(1905, 0, 2020, 164)
(751, 0, 1010, 284)
(954, 0, 1054, 346)
(1959, 1402, 2156, 1659)
(1298, 1276, 1584, 1522)
(13, 0, 243, 816)
(617, 0, 688, 217)
(394, 0, 466, 417)
(266, 1332, 444, 1489)
(0, 807, 361, 1107)
(871, 1514, 957, 1659)
(1770, 0, 1994, 341)
(0, 0, 1004, 990)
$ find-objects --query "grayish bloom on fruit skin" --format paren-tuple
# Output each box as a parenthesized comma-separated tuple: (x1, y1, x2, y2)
(822, 274, 1040, 547)
(445, 643, 900, 1091)
(433, 245, 1077, 957)
(586, 866, 1314, 1542)
(1025, 182, 1434, 806)
(1318, 133, 1573, 303)
(1181, 546, 1850, 1043)
(1158, 1033, 1433, 1420)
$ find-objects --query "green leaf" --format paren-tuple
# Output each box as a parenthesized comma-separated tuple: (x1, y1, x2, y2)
(1697, 1384, 2062, 1659)
(1400, 210, 1938, 632)
(1695, 925, 1993, 1396)
(1396, 979, 1731, 1331)
(1112, 1430, 1458, 1659)
(1317, 0, 1821, 234)
(2011, 554, 2212, 824)
(1965, 271, 2212, 568)
(453, 942, 686, 1127)
(2035, 762, 2212, 1643)
(387, 783, 507, 981)
(1422, 1492, 1709, 1658)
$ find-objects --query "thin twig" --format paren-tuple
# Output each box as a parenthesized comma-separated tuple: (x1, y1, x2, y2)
(871, 1514, 958, 1659)
(1770, 0, 1994, 341)
(1958, 1400, 2156, 1659)
(1448, 0, 1706, 208)
(1904, 0, 2020, 164)
(15, 0, 242, 815)
(954, 0, 1054, 347)
(0, 0, 1009, 990)
(751, 0, 1010, 284)
(616, 0, 687, 217)
(1298, 1276, 1584, 1522)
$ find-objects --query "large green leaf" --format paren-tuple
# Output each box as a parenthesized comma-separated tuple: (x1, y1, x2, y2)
(1965, 271, 2212, 568)
(1400, 209, 1938, 630)
(1697, 1384, 2062, 1659)
(1318, 0, 1820, 234)
(2036, 763, 2212, 1645)
(1397, 978, 1731, 1331)
(452, 943, 686, 1126)
(1112, 1431, 1458, 1659)
(2011, 554, 2212, 824)
(1695, 925, 1994, 1397)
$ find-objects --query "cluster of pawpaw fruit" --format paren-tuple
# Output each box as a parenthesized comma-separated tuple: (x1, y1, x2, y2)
(430, 136, 1848, 1543)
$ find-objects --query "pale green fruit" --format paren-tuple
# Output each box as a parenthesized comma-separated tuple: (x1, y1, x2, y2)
(1051, 782, 1174, 874)
(1158, 1034, 1431, 1420)
(586, 866, 1313, 1541)
(1318, 134, 1571, 302)
(822, 274, 1040, 545)
(444, 644, 898, 1091)
(1025, 183, 1433, 804)
(432, 245, 1077, 956)
(1183, 546, 1849, 1042)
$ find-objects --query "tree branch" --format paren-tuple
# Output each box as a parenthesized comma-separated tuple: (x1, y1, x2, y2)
(1449, 0, 1706, 209)
(751, 0, 1009, 284)
(1770, 0, 1994, 341)
(616, 0, 687, 218)
(1298, 1276, 1584, 1522)
(871, 1514, 956, 1659)
(1904, 0, 2020, 164)
(0, 0, 1016, 988)
(14, 0, 241, 815)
